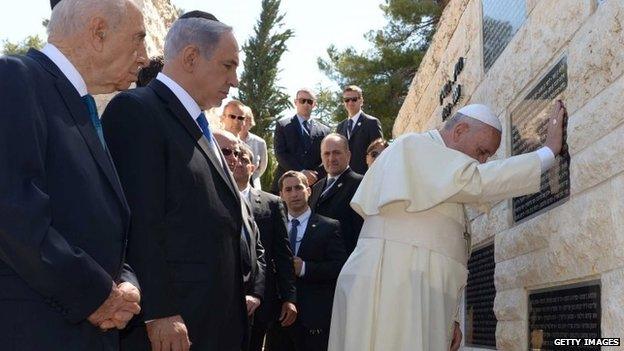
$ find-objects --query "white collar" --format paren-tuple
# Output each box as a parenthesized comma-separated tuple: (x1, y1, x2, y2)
(288, 207, 312, 223)
(156, 72, 202, 120)
(328, 167, 349, 181)
(40, 43, 88, 97)
(348, 110, 363, 123)
(296, 115, 312, 124)
(240, 185, 252, 199)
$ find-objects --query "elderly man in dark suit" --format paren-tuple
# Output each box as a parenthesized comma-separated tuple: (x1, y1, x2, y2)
(271, 88, 331, 193)
(232, 143, 297, 351)
(271, 171, 347, 351)
(0, 0, 147, 349)
(309, 134, 364, 254)
(102, 13, 249, 351)
(335, 85, 384, 174)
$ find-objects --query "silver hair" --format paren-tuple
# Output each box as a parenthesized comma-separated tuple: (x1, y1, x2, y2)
(47, 0, 134, 38)
(163, 18, 233, 62)
(295, 87, 317, 100)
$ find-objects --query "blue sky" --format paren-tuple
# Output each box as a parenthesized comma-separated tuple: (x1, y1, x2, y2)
(0, 0, 387, 117)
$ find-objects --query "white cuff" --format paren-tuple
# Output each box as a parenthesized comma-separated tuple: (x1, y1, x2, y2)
(299, 261, 306, 277)
(535, 146, 555, 173)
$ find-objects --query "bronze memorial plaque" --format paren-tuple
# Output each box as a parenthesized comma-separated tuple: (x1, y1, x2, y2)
(465, 244, 496, 348)
(529, 284, 601, 350)
(511, 57, 570, 223)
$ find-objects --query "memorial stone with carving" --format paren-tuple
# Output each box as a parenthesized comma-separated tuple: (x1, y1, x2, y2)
(393, 0, 624, 349)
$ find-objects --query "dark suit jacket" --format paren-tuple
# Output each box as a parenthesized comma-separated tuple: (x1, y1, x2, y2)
(0, 49, 136, 350)
(309, 168, 364, 254)
(102, 79, 249, 351)
(271, 116, 330, 193)
(242, 200, 266, 300)
(247, 188, 296, 324)
(336, 112, 383, 174)
(295, 213, 347, 329)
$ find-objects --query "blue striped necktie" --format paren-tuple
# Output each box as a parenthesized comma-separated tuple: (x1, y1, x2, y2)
(196, 112, 213, 142)
(81, 94, 106, 149)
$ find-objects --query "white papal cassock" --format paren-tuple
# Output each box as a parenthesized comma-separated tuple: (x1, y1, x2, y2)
(328, 129, 545, 351)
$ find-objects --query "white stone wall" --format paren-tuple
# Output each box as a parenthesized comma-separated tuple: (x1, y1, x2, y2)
(394, 0, 624, 349)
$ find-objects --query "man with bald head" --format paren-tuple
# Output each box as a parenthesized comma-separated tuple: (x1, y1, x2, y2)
(0, 0, 146, 349)
(102, 12, 248, 351)
(329, 102, 567, 351)
(309, 134, 364, 254)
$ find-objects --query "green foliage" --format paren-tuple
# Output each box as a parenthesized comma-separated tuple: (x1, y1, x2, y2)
(317, 0, 442, 137)
(237, 0, 294, 189)
(2, 35, 45, 55)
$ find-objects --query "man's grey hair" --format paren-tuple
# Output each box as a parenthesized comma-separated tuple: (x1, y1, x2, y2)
(295, 88, 317, 100)
(239, 142, 255, 162)
(163, 18, 233, 62)
(47, 0, 133, 38)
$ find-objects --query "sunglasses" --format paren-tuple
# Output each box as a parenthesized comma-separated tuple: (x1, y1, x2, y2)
(297, 98, 314, 105)
(343, 97, 360, 103)
(368, 150, 381, 158)
(228, 114, 246, 121)
(221, 148, 240, 157)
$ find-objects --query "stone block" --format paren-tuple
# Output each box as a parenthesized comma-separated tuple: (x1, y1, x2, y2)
(494, 288, 527, 321)
(567, 0, 624, 113)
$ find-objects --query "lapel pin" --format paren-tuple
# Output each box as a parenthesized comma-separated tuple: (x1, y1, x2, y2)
(357, 122, 361, 126)
(312, 224, 317, 228)
(337, 183, 343, 188)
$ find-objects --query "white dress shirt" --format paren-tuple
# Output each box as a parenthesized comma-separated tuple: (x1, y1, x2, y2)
(40, 43, 88, 97)
(240, 185, 252, 204)
(242, 132, 268, 189)
(347, 110, 363, 128)
(155, 73, 222, 165)
(288, 207, 312, 276)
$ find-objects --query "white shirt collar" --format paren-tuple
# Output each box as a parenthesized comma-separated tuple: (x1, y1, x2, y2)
(156, 72, 202, 120)
(348, 110, 363, 123)
(296, 115, 312, 124)
(40, 43, 88, 97)
(240, 185, 252, 200)
(288, 207, 312, 223)
(328, 167, 349, 182)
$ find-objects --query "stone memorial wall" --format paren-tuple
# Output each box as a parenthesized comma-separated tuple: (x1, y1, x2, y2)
(393, 0, 624, 349)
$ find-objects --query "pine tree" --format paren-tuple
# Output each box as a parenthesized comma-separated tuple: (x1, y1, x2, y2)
(238, 0, 294, 188)
(317, 0, 443, 137)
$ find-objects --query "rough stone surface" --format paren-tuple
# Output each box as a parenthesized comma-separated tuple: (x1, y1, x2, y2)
(602, 268, 624, 351)
(493, 288, 526, 321)
(567, 75, 624, 155)
(496, 320, 527, 351)
(567, 0, 624, 113)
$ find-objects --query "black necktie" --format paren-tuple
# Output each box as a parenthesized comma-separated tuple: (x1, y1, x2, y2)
(289, 218, 300, 254)
(347, 119, 354, 139)
(301, 120, 312, 150)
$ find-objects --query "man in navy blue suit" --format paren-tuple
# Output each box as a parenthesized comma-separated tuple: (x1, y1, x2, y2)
(271, 88, 331, 193)
(0, 0, 147, 350)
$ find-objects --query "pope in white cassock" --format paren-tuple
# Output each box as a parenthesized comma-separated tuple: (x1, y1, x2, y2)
(328, 101, 567, 351)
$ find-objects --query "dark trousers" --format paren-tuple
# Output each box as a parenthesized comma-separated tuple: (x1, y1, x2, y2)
(266, 321, 328, 351)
